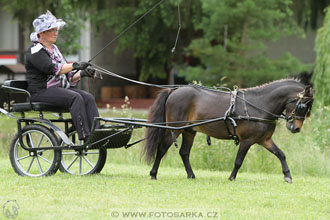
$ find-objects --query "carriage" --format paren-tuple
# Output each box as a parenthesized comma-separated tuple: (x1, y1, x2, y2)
(0, 78, 314, 183)
(1, 80, 136, 176)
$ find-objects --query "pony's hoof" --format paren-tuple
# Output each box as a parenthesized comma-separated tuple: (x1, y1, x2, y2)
(151, 176, 157, 180)
(284, 177, 292, 184)
(187, 175, 196, 179)
(228, 176, 236, 181)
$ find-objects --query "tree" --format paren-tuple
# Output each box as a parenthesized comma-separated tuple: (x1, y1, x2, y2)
(0, 0, 99, 55)
(313, 7, 330, 106)
(294, 0, 330, 30)
(180, 0, 311, 88)
(2, 0, 322, 86)
(90, 0, 201, 81)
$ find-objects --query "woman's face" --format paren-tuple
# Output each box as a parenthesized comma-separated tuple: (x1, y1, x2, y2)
(39, 27, 58, 44)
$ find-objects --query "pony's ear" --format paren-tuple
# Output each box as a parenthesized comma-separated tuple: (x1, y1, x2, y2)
(304, 85, 314, 96)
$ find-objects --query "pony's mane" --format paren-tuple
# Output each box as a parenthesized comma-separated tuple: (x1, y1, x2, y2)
(242, 78, 303, 92)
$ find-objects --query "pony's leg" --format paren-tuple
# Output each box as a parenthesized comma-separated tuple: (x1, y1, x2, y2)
(149, 131, 173, 180)
(229, 140, 253, 181)
(261, 139, 292, 183)
(179, 130, 197, 179)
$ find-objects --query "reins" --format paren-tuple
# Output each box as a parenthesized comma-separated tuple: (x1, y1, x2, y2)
(92, 63, 294, 124)
(92, 63, 232, 92)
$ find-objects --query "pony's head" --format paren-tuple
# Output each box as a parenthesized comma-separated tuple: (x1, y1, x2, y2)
(284, 85, 314, 133)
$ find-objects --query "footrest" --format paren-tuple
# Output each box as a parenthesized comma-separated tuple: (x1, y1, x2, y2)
(86, 128, 132, 149)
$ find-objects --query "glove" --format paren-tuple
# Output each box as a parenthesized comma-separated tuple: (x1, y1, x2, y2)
(72, 62, 91, 71)
(80, 67, 96, 78)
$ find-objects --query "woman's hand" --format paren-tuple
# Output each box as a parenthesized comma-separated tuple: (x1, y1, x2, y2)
(80, 67, 96, 78)
(72, 62, 91, 71)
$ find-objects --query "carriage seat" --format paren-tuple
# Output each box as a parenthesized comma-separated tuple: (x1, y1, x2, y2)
(2, 80, 69, 113)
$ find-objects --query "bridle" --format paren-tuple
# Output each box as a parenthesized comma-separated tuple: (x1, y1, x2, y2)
(285, 91, 314, 123)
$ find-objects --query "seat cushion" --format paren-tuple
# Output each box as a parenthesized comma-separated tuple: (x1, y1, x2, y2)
(3, 80, 28, 90)
(13, 102, 69, 113)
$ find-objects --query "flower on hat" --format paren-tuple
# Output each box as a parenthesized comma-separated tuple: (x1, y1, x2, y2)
(30, 10, 66, 42)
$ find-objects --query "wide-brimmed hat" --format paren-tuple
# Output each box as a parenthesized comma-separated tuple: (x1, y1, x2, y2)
(30, 10, 66, 42)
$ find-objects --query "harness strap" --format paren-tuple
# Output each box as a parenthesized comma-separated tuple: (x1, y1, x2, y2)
(231, 89, 238, 115)
(223, 88, 240, 145)
(242, 91, 249, 118)
(224, 117, 240, 146)
(234, 116, 276, 124)
(225, 87, 238, 117)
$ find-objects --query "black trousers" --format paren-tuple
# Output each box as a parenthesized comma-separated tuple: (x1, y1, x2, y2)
(31, 87, 99, 140)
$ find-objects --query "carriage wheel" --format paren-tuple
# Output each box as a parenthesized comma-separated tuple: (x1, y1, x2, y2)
(9, 124, 61, 177)
(59, 130, 107, 175)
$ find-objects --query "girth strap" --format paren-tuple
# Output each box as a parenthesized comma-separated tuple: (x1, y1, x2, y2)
(224, 88, 240, 146)
(224, 117, 240, 146)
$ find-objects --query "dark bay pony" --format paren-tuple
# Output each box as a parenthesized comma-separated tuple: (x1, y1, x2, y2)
(143, 79, 314, 183)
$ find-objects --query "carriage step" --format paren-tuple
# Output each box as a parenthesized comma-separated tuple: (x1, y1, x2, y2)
(86, 128, 132, 149)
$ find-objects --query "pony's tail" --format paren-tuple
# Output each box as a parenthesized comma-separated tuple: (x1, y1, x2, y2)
(143, 88, 171, 164)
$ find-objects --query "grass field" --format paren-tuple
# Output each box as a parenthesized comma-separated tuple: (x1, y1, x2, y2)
(0, 106, 329, 219)
(1, 160, 330, 219)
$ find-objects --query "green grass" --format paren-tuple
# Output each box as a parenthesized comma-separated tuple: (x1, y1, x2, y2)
(1, 160, 330, 220)
(0, 107, 329, 219)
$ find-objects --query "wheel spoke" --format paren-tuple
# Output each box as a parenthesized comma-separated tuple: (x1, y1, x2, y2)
(38, 155, 51, 164)
(26, 157, 35, 173)
(62, 152, 78, 155)
(60, 130, 105, 175)
(79, 156, 82, 174)
(84, 152, 100, 155)
(36, 157, 44, 173)
(16, 155, 31, 161)
(27, 133, 35, 148)
(83, 155, 95, 169)
(36, 135, 44, 148)
(67, 156, 79, 170)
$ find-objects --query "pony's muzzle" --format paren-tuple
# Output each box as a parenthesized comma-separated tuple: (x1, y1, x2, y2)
(287, 120, 303, 133)
(293, 127, 300, 133)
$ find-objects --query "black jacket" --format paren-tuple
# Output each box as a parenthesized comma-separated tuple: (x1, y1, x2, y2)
(25, 43, 56, 94)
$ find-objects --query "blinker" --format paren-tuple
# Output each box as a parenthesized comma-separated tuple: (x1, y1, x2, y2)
(295, 103, 308, 115)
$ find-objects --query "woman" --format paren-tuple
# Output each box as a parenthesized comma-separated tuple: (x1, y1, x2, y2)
(25, 10, 99, 142)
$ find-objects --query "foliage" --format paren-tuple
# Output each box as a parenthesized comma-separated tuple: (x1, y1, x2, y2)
(180, 0, 311, 88)
(1, 0, 321, 85)
(295, 0, 330, 29)
(89, 0, 202, 81)
(313, 7, 330, 106)
(0, 0, 94, 55)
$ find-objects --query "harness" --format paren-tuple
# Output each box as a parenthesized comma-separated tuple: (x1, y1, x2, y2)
(219, 87, 313, 146)
(91, 64, 313, 146)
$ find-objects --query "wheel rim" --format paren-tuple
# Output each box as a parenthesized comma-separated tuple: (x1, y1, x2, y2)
(13, 130, 56, 177)
(60, 131, 102, 175)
